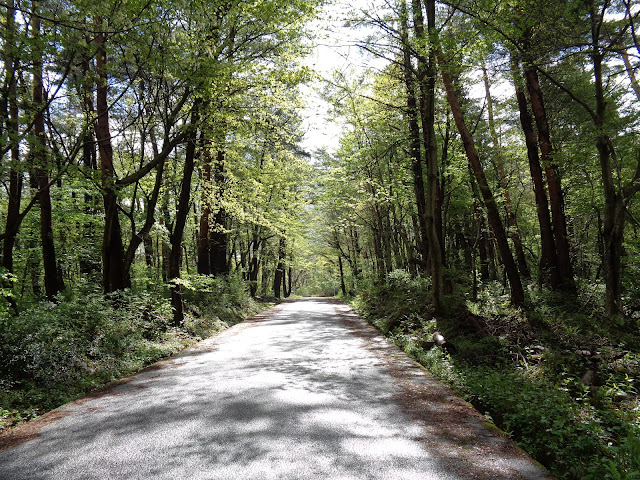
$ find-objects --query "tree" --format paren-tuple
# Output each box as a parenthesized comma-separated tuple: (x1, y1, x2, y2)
(436, 34, 525, 305)
(522, 54, 576, 293)
(481, 61, 530, 278)
(2, 0, 22, 276)
(94, 16, 129, 293)
(588, 1, 640, 316)
(168, 102, 200, 326)
(421, 0, 445, 308)
(32, 11, 63, 300)
(509, 51, 559, 287)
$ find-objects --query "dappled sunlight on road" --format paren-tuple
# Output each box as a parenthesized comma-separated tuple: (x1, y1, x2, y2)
(0, 299, 552, 480)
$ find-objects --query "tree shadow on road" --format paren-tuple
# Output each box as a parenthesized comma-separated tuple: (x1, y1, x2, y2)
(0, 299, 552, 480)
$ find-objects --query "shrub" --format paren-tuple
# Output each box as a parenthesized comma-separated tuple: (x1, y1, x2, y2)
(605, 431, 640, 479)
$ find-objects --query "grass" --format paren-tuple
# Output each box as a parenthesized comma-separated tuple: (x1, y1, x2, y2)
(351, 272, 640, 480)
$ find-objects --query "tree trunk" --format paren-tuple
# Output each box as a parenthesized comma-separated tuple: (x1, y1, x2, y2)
(95, 18, 129, 293)
(437, 112, 450, 267)
(209, 150, 229, 276)
(260, 242, 270, 296)
(350, 226, 362, 282)
(337, 253, 347, 296)
(169, 102, 200, 325)
(469, 173, 491, 282)
(160, 214, 170, 283)
(473, 196, 490, 281)
(2, 0, 21, 275)
(124, 159, 164, 277)
(33, 14, 63, 300)
(248, 236, 261, 297)
(437, 50, 525, 305)
(380, 207, 394, 273)
(197, 133, 211, 275)
(373, 207, 389, 278)
(143, 233, 154, 267)
(482, 62, 530, 278)
(390, 202, 408, 270)
(591, 20, 638, 316)
(273, 236, 286, 298)
(420, 0, 444, 310)
(79, 45, 100, 277)
(399, 1, 429, 271)
(509, 53, 559, 287)
(284, 266, 292, 298)
(524, 63, 576, 293)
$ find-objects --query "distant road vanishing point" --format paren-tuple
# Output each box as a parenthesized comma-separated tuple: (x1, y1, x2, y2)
(0, 298, 553, 480)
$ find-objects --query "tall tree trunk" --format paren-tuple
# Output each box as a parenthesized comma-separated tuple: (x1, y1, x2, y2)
(436, 112, 450, 266)
(437, 50, 525, 305)
(523, 61, 576, 293)
(350, 226, 362, 282)
(510, 53, 559, 287)
(482, 62, 530, 278)
(390, 203, 409, 270)
(248, 235, 260, 297)
(591, 11, 640, 316)
(260, 241, 270, 296)
(143, 232, 154, 267)
(79, 44, 100, 276)
(169, 102, 200, 325)
(209, 150, 228, 276)
(197, 132, 211, 275)
(33, 13, 63, 300)
(95, 18, 128, 293)
(2, 0, 21, 275)
(273, 236, 285, 298)
(471, 226, 479, 301)
(374, 204, 391, 276)
(338, 254, 347, 296)
(471, 178, 490, 282)
(283, 266, 292, 298)
(399, 1, 429, 270)
(203, 27, 235, 277)
(420, 0, 444, 309)
(364, 168, 387, 281)
(160, 214, 170, 283)
(380, 207, 394, 273)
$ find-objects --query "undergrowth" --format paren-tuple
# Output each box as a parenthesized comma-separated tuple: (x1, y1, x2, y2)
(352, 270, 640, 480)
(0, 274, 265, 432)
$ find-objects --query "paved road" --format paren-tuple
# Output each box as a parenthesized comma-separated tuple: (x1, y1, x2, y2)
(0, 299, 552, 479)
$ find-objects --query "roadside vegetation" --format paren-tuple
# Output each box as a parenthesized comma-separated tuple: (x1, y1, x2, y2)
(0, 275, 264, 431)
(349, 271, 640, 480)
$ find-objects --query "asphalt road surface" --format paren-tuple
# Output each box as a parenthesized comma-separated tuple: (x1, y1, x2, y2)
(0, 298, 553, 480)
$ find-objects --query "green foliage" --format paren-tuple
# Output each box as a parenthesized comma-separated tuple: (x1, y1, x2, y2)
(465, 368, 606, 479)
(605, 432, 640, 480)
(181, 273, 262, 331)
(0, 287, 175, 425)
(0, 271, 17, 318)
(356, 269, 432, 334)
